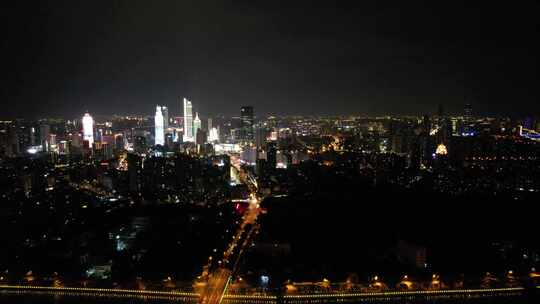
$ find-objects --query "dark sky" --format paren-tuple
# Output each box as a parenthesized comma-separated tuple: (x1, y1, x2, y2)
(1, 1, 538, 118)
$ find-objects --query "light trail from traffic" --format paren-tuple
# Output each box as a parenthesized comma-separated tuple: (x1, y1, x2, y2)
(199, 153, 263, 304)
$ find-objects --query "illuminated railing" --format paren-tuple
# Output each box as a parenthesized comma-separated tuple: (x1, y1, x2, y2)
(281, 287, 526, 299)
(0, 284, 536, 303)
(0, 285, 198, 298)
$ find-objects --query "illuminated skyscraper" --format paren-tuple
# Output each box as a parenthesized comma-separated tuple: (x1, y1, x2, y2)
(463, 103, 473, 135)
(154, 106, 165, 146)
(193, 112, 201, 142)
(464, 103, 473, 120)
(208, 127, 219, 142)
(39, 124, 50, 151)
(162, 106, 169, 129)
(82, 113, 94, 147)
(240, 106, 254, 143)
(255, 126, 268, 152)
(183, 98, 194, 142)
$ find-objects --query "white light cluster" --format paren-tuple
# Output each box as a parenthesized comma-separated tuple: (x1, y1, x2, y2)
(82, 113, 94, 147)
(154, 106, 165, 146)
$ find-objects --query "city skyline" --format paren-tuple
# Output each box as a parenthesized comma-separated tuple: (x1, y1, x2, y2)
(1, 96, 539, 304)
(1, 2, 539, 303)
(0, 101, 522, 121)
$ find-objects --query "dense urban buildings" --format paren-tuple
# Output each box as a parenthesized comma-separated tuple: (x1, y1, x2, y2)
(1, 109, 540, 304)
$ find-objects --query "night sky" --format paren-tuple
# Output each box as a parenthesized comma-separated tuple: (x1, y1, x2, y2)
(1, 1, 538, 118)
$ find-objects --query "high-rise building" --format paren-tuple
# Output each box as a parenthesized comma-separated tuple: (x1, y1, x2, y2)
(162, 106, 169, 129)
(58, 140, 68, 155)
(208, 127, 219, 142)
(231, 128, 241, 142)
(102, 142, 114, 160)
(240, 106, 254, 143)
(165, 133, 174, 148)
(266, 141, 277, 170)
(196, 128, 207, 146)
(49, 134, 56, 146)
(1, 124, 19, 156)
(17, 123, 34, 153)
(464, 103, 473, 120)
(255, 126, 267, 150)
(134, 135, 147, 153)
(183, 98, 194, 142)
(127, 153, 142, 193)
(30, 127, 36, 146)
(207, 118, 213, 132)
(193, 112, 201, 142)
(154, 106, 165, 146)
(115, 134, 124, 152)
(39, 124, 50, 151)
(463, 103, 473, 135)
(82, 113, 94, 147)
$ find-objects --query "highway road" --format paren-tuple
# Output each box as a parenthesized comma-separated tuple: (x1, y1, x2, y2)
(199, 154, 262, 304)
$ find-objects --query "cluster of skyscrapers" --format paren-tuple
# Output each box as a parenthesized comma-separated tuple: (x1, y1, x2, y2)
(153, 98, 199, 146)
(53, 97, 255, 161)
(153, 98, 254, 148)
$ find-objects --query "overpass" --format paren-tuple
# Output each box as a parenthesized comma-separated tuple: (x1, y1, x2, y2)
(519, 126, 540, 141)
(1, 285, 537, 303)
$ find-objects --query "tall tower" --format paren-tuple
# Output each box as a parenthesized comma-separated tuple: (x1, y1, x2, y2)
(463, 103, 473, 135)
(82, 113, 94, 147)
(208, 127, 219, 142)
(39, 124, 51, 151)
(464, 103, 472, 118)
(436, 104, 449, 144)
(162, 106, 169, 129)
(266, 141, 277, 169)
(183, 98, 194, 142)
(154, 106, 165, 146)
(193, 112, 202, 142)
(240, 106, 254, 143)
